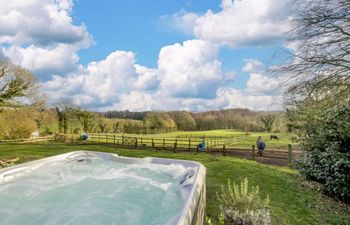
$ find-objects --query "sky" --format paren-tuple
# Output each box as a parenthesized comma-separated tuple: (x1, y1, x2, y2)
(0, 0, 294, 112)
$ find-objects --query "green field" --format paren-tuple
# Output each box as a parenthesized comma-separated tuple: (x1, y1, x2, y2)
(0, 143, 348, 225)
(87, 130, 299, 150)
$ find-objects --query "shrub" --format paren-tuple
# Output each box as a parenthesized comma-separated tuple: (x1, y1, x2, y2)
(297, 104, 350, 203)
(0, 109, 37, 139)
(217, 178, 270, 225)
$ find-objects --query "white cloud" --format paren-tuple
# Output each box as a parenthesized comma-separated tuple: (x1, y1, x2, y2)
(179, 88, 282, 111)
(0, 0, 91, 46)
(0, 0, 92, 81)
(41, 51, 139, 107)
(246, 73, 281, 95)
(158, 39, 223, 98)
(39, 39, 283, 111)
(134, 65, 160, 91)
(170, 0, 293, 47)
(41, 40, 226, 109)
(241, 59, 264, 73)
(2, 44, 80, 80)
(157, 87, 283, 112)
(109, 91, 160, 112)
(224, 71, 237, 82)
(216, 88, 283, 111)
(159, 10, 199, 35)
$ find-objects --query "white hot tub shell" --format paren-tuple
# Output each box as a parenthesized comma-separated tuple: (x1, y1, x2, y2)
(0, 151, 206, 225)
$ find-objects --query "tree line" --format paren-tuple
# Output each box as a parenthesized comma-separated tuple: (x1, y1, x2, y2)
(0, 97, 283, 139)
(102, 109, 284, 133)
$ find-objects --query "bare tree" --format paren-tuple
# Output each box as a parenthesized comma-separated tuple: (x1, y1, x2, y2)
(278, 0, 350, 108)
(0, 60, 37, 107)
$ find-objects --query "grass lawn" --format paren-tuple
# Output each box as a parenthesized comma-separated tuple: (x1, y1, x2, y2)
(0, 143, 348, 225)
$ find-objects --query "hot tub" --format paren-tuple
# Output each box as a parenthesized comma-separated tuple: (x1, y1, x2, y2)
(0, 151, 206, 225)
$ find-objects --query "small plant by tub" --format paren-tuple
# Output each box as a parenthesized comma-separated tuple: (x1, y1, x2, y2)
(217, 178, 271, 225)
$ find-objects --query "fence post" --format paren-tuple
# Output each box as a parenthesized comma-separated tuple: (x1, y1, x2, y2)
(99, 133, 101, 142)
(163, 138, 165, 149)
(105, 134, 108, 143)
(113, 133, 116, 144)
(135, 137, 138, 149)
(152, 138, 155, 148)
(140, 138, 143, 146)
(196, 144, 199, 153)
(188, 139, 191, 151)
(288, 144, 293, 164)
(122, 135, 124, 145)
(252, 145, 255, 160)
(223, 144, 226, 156)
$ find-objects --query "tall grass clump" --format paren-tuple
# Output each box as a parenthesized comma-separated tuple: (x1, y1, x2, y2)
(217, 178, 270, 225)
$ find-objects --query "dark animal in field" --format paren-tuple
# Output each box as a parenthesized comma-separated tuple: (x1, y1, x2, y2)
(270, 135, 279, 140)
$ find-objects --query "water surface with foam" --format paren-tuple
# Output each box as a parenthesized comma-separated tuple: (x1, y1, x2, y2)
(0, 155, 189, 225)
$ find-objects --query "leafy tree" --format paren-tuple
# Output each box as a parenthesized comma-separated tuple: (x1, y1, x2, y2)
(77, 111, 95, 133)
(170, 111, 196, 131)
(144, 112, 176, 133)
(0, 60, 37, 107)
(259, 115, 275, 132)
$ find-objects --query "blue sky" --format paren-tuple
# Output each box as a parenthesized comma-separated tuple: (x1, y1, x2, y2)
(74, 0, 221, 67)
(0, 0, 294, 111)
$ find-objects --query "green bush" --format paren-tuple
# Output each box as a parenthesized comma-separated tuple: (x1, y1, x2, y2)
(297, 104, 350, 203)
(217, 178, 270, 225)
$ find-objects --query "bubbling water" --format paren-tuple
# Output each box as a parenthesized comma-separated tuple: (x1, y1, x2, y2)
(0, 156, 190, 225)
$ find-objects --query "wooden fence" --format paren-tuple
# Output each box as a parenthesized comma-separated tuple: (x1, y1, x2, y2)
(0, 133, 301, 166)
(86, 133, 300, 165)
(86, 133, 237, 149)
(0, 135, 54, 143)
